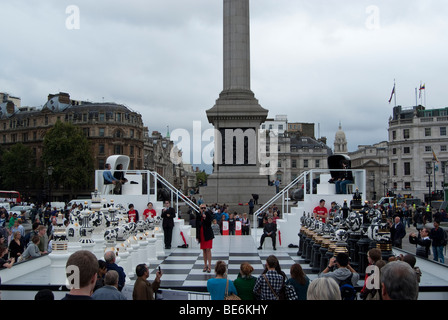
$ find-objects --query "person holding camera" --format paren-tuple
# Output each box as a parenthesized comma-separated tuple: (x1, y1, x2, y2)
(320, 252, 359, 286)
(132, 264, 162, 300)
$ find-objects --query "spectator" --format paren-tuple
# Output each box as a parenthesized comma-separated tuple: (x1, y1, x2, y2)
(360, 248, 382, 300)
(429, 220, 446, 264)
(62, 250, 99, 300)
(34, 289, 54, 300)
(207, 261, 237, 300)
(253, 255, 285, 300)
(307, 277, 341, 300)
(241, 213, 250, 235)
(36, 225, 48, 254)
(380, 260, 419, 300)
(104, 251, 126, 291)
(390, 216, 406, 248)
(20, 235, 41, 261)
(211, 219, 220, 236)
(402, 254, 422, 283)
(94, 259, 107, 292)
(319, 252, 359, 286)
(0, 244, 14, 268)
(92, 270, 127, 300)
(409, 227, 431, 259)
(233, 262, 256, 300)
(286, 263, 310, 300)
(132, 263, 162, 300)
(8, 231, 24, 261)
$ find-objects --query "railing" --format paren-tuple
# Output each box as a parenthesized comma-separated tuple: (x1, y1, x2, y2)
(148, 171, 200, 214)
(252, 171, 307, 239)
(252, 168, 366, 238)
(96, 169, 199, 214)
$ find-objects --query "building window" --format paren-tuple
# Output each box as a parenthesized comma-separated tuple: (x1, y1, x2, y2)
(442, 145, 447, 152)
(403, 147, 410, 154)
(392, 148, 396, 155)
(99, 128, 105, 137)
(404, 162, 411, 175)
(392, 131, 396, 140)
(315, 159, 320, 168)
(99, 144, 105, 155)
(425, 128, 431, 136)
(292, 159, 297, 168)
(440, 127, 446, 136)
(425, 146, 432, 152)
(403, 129, 410, 139)
(393, 163, 397, 176)
(304, 159, 309, 168)
(404, 182, 411, 189)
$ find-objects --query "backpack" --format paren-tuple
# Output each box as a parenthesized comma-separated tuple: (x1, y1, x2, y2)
(339, 273, 357, 300)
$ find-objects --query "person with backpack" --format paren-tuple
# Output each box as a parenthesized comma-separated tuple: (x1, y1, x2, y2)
(319, 252, 359, 300)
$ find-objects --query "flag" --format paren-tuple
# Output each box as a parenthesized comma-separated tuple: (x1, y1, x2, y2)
(388, 84, 395, 103)
(432, 147, 439, 163)
(419, 83, 425, 98)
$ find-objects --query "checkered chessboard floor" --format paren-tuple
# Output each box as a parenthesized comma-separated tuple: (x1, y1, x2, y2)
(141, 234, 320, 289)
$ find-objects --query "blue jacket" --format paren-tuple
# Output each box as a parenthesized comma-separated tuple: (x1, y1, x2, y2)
(103, 170, 117, 184)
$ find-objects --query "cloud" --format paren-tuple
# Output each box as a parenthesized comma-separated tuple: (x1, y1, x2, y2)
(1, 0, 447, 166)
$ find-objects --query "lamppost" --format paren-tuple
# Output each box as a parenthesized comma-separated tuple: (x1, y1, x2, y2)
(426, 162, 432, 206)
(47, 166, 54, 208)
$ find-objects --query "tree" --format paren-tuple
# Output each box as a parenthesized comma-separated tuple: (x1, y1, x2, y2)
(41, 120, 94, 198)
(0, 143, 37, 191)
(196, 170, 208, 187)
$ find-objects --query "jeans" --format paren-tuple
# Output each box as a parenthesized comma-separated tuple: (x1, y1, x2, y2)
(335, 180, 353, 194)
(432, 245, 445, 263)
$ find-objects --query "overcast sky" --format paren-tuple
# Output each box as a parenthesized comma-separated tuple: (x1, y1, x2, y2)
(1, 0, 447, 167)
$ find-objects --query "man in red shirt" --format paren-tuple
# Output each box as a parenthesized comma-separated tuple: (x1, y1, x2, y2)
(313, 199, 328, 223)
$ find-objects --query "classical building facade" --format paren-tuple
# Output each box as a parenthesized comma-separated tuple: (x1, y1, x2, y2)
(0, 92, 193, 200)
(257, 115, 332, 188)
(388, 105, 448, 202)
(349, 141, 389, 201)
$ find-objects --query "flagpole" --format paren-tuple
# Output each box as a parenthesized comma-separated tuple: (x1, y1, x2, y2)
(424, 86, 427, 106)
(415, 88, 418, 106)
(394, 79, 397, 107)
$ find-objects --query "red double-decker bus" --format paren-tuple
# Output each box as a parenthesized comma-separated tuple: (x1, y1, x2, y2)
(0, 190, 22, 204)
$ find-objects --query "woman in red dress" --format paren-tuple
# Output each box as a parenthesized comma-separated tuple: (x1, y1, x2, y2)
(196, 204, 215, 273)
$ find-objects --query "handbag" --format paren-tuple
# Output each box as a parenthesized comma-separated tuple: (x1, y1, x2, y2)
(224, 279, 241, 300)
(263, 274, 282, 300)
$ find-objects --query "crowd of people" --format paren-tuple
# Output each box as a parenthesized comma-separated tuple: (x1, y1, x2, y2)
(1, 194, 446, 301)
(205, 248, 422, 301)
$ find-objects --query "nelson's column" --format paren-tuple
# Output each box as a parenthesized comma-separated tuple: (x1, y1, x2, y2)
(200, 0, 275, 204)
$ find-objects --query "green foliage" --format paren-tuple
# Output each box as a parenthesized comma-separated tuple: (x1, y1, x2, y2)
(0, 143, 36, 190)
(196, 170, 208, 186)
(42, 120, 94, 192)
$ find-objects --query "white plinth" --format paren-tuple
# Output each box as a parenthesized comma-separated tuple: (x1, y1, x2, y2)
(147, 237, 157, 263)
(48, 251, 71, 285)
